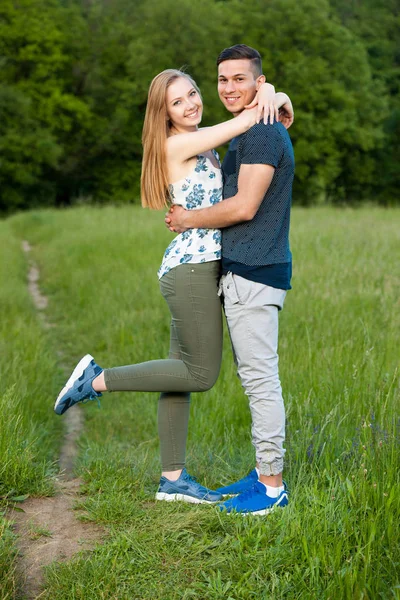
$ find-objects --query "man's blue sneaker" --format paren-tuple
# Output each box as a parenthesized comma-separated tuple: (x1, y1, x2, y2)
(54, 354, 103, 415)
(216, 468, 258, 497)
(218, 480, 288, 515)
(155, 469, 223, 504)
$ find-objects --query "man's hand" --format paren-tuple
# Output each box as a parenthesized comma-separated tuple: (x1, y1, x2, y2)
(164, 205, 190, 233)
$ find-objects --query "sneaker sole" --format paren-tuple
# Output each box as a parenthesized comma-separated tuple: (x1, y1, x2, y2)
(155, 492, 219, 504)
(54, 354, 94, 411)
(242, 505, 279, 516)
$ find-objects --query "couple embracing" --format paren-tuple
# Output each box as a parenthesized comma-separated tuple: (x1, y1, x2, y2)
(54, 44, 295, 516)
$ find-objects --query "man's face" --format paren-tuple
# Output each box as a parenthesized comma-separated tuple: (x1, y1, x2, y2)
(217, 59, 265, 116)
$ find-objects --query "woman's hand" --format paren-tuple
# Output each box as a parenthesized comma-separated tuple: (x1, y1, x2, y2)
(245, 82, 278, 125)
(237, 105, 260, 129)
(278, 101, 294, 129)
(275, 93, 294, 129)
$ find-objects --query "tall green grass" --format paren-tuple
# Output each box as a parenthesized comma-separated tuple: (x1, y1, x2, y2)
(6, 206, 400, 599)
(0, 223, 61, 496)
(0, 222, 63, 599)
(0, 515, 17, 600)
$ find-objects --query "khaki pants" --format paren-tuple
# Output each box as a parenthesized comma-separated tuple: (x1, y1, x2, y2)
(104, 261, 223, 470)
(219, 272, 287, 476)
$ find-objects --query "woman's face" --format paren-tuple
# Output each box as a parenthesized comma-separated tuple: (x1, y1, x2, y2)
(166, 77, 203, 132)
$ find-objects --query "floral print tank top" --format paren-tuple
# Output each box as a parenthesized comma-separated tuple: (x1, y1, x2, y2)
(158, 152, 222, 279)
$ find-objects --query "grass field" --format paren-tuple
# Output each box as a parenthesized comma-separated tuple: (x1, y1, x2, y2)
(1, 206, 399, 599)
(0, 220, 62, 599)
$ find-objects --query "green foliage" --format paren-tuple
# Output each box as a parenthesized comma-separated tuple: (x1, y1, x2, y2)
(0, 388, 55, 497)
(330, 0, 400, 204)
(0, 221, 61, 497)
(0, 84, 64, 209)
(0, 517, 17, 600)
(0, 0, 90, 211)
(0, 0, 399, 210)
(211, 0, 387, 204)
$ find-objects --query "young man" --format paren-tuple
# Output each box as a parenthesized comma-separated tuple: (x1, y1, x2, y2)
(165, 44, 295, 515)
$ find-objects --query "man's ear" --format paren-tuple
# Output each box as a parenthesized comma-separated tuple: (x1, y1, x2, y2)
(255, 74, 266, 90)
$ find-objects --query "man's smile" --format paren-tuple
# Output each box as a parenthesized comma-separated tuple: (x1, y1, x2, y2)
(223, 96, 241, 105)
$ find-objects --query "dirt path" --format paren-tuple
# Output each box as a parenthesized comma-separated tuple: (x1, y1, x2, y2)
(8, 242, 104, 600)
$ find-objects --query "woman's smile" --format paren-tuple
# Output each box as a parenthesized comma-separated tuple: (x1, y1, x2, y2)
(185, 108, 200, 119)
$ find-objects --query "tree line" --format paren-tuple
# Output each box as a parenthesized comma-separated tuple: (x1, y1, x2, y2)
(0, 0, 398, 213)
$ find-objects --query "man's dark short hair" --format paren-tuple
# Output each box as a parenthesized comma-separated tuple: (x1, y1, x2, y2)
(217, 44, 262, 77)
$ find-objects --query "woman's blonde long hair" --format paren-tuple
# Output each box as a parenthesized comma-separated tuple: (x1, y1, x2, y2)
(141, 69, 201, 210)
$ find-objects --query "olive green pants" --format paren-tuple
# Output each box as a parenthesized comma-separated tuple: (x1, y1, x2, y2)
(103, 261, 222, 470)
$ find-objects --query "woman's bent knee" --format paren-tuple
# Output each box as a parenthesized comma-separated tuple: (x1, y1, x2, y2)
(193, 370, 220, 393)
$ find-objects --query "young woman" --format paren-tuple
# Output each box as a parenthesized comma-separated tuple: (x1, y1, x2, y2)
(54, 69, 293, 504)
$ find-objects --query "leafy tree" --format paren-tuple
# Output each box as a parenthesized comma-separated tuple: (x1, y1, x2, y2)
(215, 0, 387, 204)
(329, 0, 400, 203)
(62, 0, 228, 203)
(55, 0, 145, 203)
(0, 0, 89, 211)
(0, 85, 60, 209)
(83, 0, 387, 205)
(0, 0, 397, 210)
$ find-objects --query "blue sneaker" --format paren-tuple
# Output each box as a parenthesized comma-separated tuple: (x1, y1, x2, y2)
(216, 468, 258, 497)
(54, 354, 103, 415)
(219, 480, 288, 515)
(155, 469, 223, 504)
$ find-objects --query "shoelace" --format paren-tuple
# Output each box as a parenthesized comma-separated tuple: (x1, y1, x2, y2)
(235, 483, 261, 502)
(237, 483, 287, 502)
(82, 394, 102, 409)
(185, 473, 201, 485)
(184, 473, 209, 492)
